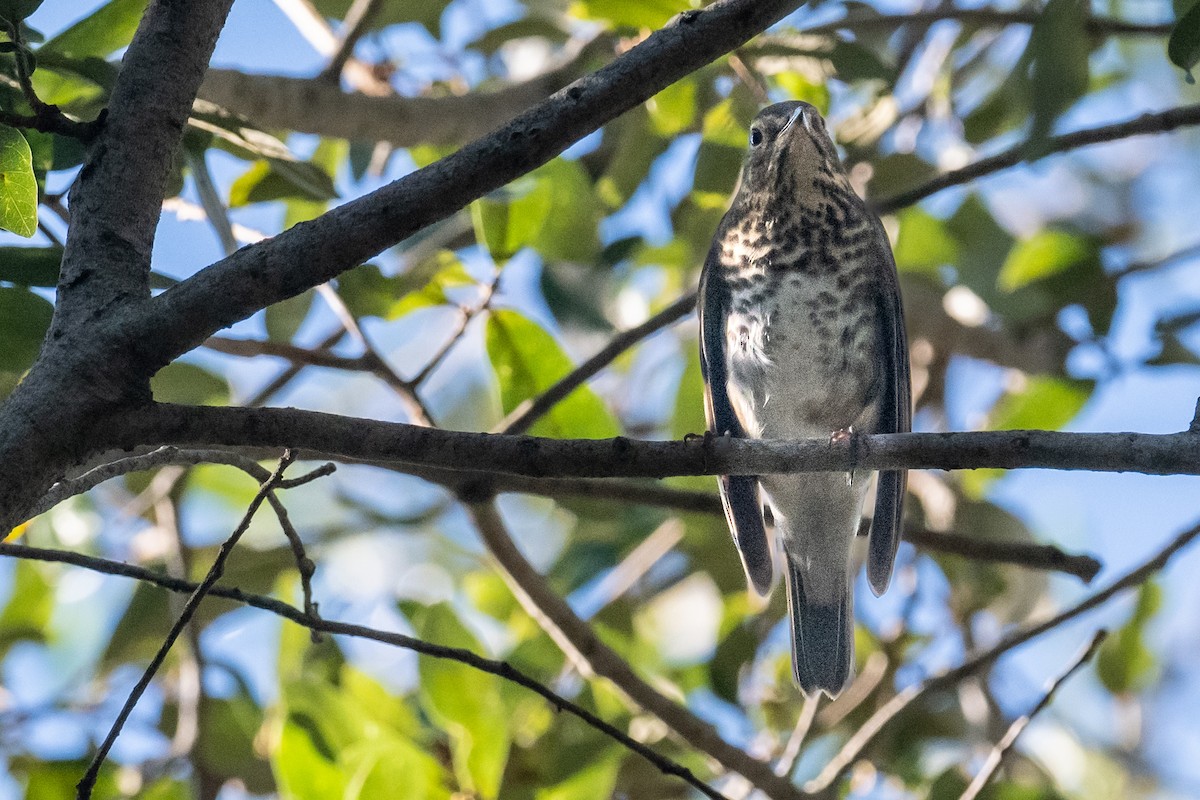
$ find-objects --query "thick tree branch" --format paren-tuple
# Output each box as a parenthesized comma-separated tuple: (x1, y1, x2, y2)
(0, 541, 732, 800)
(111, 403, 1200, 483)
(197, 38, 608, 147)
(56, 0, 234, 323)
(465, 499, 807, 800)
(143, 0, 804, 369)
(876, 103, 1200, 214)
(801, 9, 1172, 37)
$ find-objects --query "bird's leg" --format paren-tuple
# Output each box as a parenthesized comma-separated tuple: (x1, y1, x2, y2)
(684, 429, 719, 472)
(830, 426, 858, 486)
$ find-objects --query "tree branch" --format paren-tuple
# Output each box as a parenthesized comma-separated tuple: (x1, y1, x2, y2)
(111, 403, 1200, 483)
(0, 540, 733, 800)
(805, 516, 1200, 792)
(77, 451, 295, 799)
(876, 103, 1200, 214)
(464, 498, 808, 800)
(56, 0, 234, 325)
(958, 630, 1107, 800)
(801, 9, 1173, 37)
(143, 0, 804, 369)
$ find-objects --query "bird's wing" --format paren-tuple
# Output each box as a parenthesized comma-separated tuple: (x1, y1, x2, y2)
(866, 229, 910, 597)
(699, 257, 774, 595)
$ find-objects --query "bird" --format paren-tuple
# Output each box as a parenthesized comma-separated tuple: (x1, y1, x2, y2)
(697, 101, 910, 698)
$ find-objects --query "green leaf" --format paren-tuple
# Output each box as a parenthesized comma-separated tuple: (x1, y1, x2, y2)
(471, 176, 552, 261)
(576, 0, 680, 28)
(0, 125, 38, 238)
(1168, 0, 1200, 81)
(228, 158, 338, 208)
(1025, 0, 1090, 143)
(195, 694, 275, 794)
(535, 753, 622, 800)
(0, 287, 51, 369)
(1097, 581, 1162, 694)
(0, 0, 41, 24)
(533, 159, 601, 262)
(417, 604, 511, 799)
(963, 377, 1090, 497)
(997, 229, 1091, 292)
(0, 559, 54, 657)
(41, 0, 150, 59)
(892, 208, 958, 275)
(150, 361, 230, 405)
(990, 376, 1090, 431)
(647, 78, 696, 136)
(596, 107, 670, 207)
(486, 309, 620, 439)
(0, 245, 60, 285)
(265, 289, 314, 342)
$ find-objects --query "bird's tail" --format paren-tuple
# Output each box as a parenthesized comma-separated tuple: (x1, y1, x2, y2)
(784, 551, 853, 698)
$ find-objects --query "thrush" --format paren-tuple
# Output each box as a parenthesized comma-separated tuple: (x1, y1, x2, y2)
(697, 101, 910, 698)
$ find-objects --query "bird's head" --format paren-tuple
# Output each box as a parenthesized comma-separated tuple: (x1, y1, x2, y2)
(737, 101, 848, 202)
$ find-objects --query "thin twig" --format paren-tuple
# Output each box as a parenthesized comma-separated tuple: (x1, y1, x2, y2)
(464, 497, 808, 800)
(185, 149, 239, 256)
(1, 540, 733, 800)
(875, 103, 1200, 213)
(205, 335, 369, 370)
(498, 292, 696, 434)
(320, 0, 384, 82)
(804, 517, 1200, 792)
(775, 694, 820, 778)
(409, 271, 502, 388)
(315, 283, 437, 425)
(243, 327, 347, 407)
(958, 630, 1107, 800)
(76, 451, 297, 800)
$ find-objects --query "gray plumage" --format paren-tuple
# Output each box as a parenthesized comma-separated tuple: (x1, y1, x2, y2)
(698, 101, 910, 698)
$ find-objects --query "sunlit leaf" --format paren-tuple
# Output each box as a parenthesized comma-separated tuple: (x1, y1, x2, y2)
(997, 229, 1090, 292)
(0, 287, 51, 369)
(892, 207, 958, 275)
(228, 158, 338, 208)
(575, 0, 680, 29)
(41, 0, 150, 59)
(647, 78, 697, 136)
(0, 125, 38, 238)
(472, 176, 553, 261)
(533, 159, 601, 262)
(417, 604, 511, 799)
(486, 309, 620, 439)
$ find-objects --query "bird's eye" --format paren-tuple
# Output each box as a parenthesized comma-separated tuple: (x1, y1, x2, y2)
(749, 127, 763, 147)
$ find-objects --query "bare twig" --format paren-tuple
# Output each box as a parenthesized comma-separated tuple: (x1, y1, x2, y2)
(775, 694, 820, 778)
(958, 630, 1107, 800)
(205, 335, 369, 370)
(76, 451, 296, 799)
(499, 292, 697, 434)
(185, 149, 238, 256)
(804, 517, 1200, 792)
(1, 540, 733, 800)
(320, 0, 385, 82)
(875, 103, 1200, 213)
(409, 271, 501, 388)
(464, 497, 807, 800)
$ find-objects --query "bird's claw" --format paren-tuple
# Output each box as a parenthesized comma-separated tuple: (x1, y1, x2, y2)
(830, 426, 857, 486)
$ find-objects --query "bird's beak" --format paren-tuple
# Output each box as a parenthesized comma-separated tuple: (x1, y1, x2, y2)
(779, 106, 806, 137)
